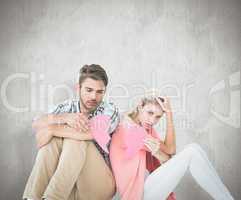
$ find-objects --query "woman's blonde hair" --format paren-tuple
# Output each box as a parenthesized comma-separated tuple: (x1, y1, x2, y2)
(128, 96, 163, 121)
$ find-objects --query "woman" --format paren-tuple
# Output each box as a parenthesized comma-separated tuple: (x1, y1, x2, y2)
(110, 96, 234, 200)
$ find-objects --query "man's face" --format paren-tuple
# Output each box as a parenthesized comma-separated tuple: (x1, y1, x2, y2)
(79, 78, 106, 112)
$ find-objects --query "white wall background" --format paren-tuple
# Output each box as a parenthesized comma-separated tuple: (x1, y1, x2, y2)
(0, 0, 240, 199)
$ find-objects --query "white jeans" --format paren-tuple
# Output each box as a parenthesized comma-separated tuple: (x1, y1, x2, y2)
(143, 143, 234, 200)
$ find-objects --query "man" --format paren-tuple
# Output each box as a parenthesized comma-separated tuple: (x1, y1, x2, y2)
(23, 64, 120, 200)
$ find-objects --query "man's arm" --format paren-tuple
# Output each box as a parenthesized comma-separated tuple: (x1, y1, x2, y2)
(32, 100, 72, 131)
(32, 112, 89, 133)
(32, 113, 67, 131)
(36, 124, 93, 148)
(32, 99, 89, 132)
(50, 124, 93, 140)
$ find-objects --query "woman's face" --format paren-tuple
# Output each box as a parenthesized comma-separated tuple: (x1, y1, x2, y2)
(137, 102, 164, 129)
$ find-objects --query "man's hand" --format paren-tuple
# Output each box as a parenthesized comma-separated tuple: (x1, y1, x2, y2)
(35, 126, 53, 149)
(35, 112, 92, 148)
(35, 124, 94, 148)
(63, 113, 90, 133)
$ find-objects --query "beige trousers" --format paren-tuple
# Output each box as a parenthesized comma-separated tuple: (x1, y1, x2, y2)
(22, 136, 116, 200)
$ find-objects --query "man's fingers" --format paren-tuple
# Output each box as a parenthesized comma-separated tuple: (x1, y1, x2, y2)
(74, 119, 81, 129)
(79, 119, 89, 132)
(77, 113, 90, 132)
(78, 113, 89, 123)
(78, 123, 89, 133)
(79, 118, 89, 128)
(79, 127, 89, 134)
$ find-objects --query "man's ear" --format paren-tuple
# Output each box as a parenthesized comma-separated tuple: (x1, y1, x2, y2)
(74, 83, 80, 91)
(103, 87, 107, 94)
(137, 103, 144, 112)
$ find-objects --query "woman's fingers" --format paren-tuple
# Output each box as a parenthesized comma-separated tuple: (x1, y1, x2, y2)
(144, 140, 159, 154)
(144, 139, 160, 152)
(155, 96, 172, 113)
(145, 137, 160, 146)
(155, 97, 166, 112)
(144, 142, 154, 152)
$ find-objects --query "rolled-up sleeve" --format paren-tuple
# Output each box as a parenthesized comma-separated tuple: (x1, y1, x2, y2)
(32, 100, 72, 123)
(47, 100, 72, 114)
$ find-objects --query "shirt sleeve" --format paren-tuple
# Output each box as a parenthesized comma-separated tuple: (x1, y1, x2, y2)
(32, 100, 72, 122)
(47, 99, 72, 114)
(31, 100, 73, 129)
(102, 102, 120, 135)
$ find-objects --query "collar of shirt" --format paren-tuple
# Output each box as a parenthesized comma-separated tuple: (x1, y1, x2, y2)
(78, 100, 105, 119)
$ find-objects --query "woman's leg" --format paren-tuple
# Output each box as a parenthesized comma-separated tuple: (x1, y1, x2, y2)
(144, 143, 234, 200)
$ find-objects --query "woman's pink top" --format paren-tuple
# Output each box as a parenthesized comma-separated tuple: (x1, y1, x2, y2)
(110, 114, 176, 200)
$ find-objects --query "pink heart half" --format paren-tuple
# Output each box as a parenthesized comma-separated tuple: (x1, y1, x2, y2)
(124, 125, 147, 159)
(89, 115, 111, 153)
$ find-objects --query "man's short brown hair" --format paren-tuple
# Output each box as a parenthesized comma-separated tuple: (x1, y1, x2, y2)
(79, 64, 108, 87)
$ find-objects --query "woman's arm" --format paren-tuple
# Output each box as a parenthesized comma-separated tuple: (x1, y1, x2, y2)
(144, 137, 171, 164)
(155, 97, 176, 155)
(162, 111, 176, 155)
(153, 148, 171, 164)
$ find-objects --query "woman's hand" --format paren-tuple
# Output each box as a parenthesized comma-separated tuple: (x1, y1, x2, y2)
(144, 136, 160, 155)
(155, 97, 172, 113)
(156, 96, 176, 155)
(144, 136, 170, 163)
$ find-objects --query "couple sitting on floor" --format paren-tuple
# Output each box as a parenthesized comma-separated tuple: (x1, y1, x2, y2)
(23, 64, 234, 200)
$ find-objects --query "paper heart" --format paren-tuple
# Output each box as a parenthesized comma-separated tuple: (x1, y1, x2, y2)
(124, 125, 147, 159)
(89, 115, 111, 153)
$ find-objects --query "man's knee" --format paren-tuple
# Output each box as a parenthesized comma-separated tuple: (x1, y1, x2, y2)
(37, 137, 63, 158)
(63, 138, 90, 148)
(62, 139, 91, 158)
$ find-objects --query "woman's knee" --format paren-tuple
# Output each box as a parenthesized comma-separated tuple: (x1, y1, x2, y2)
(185, 143, 205, 156)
